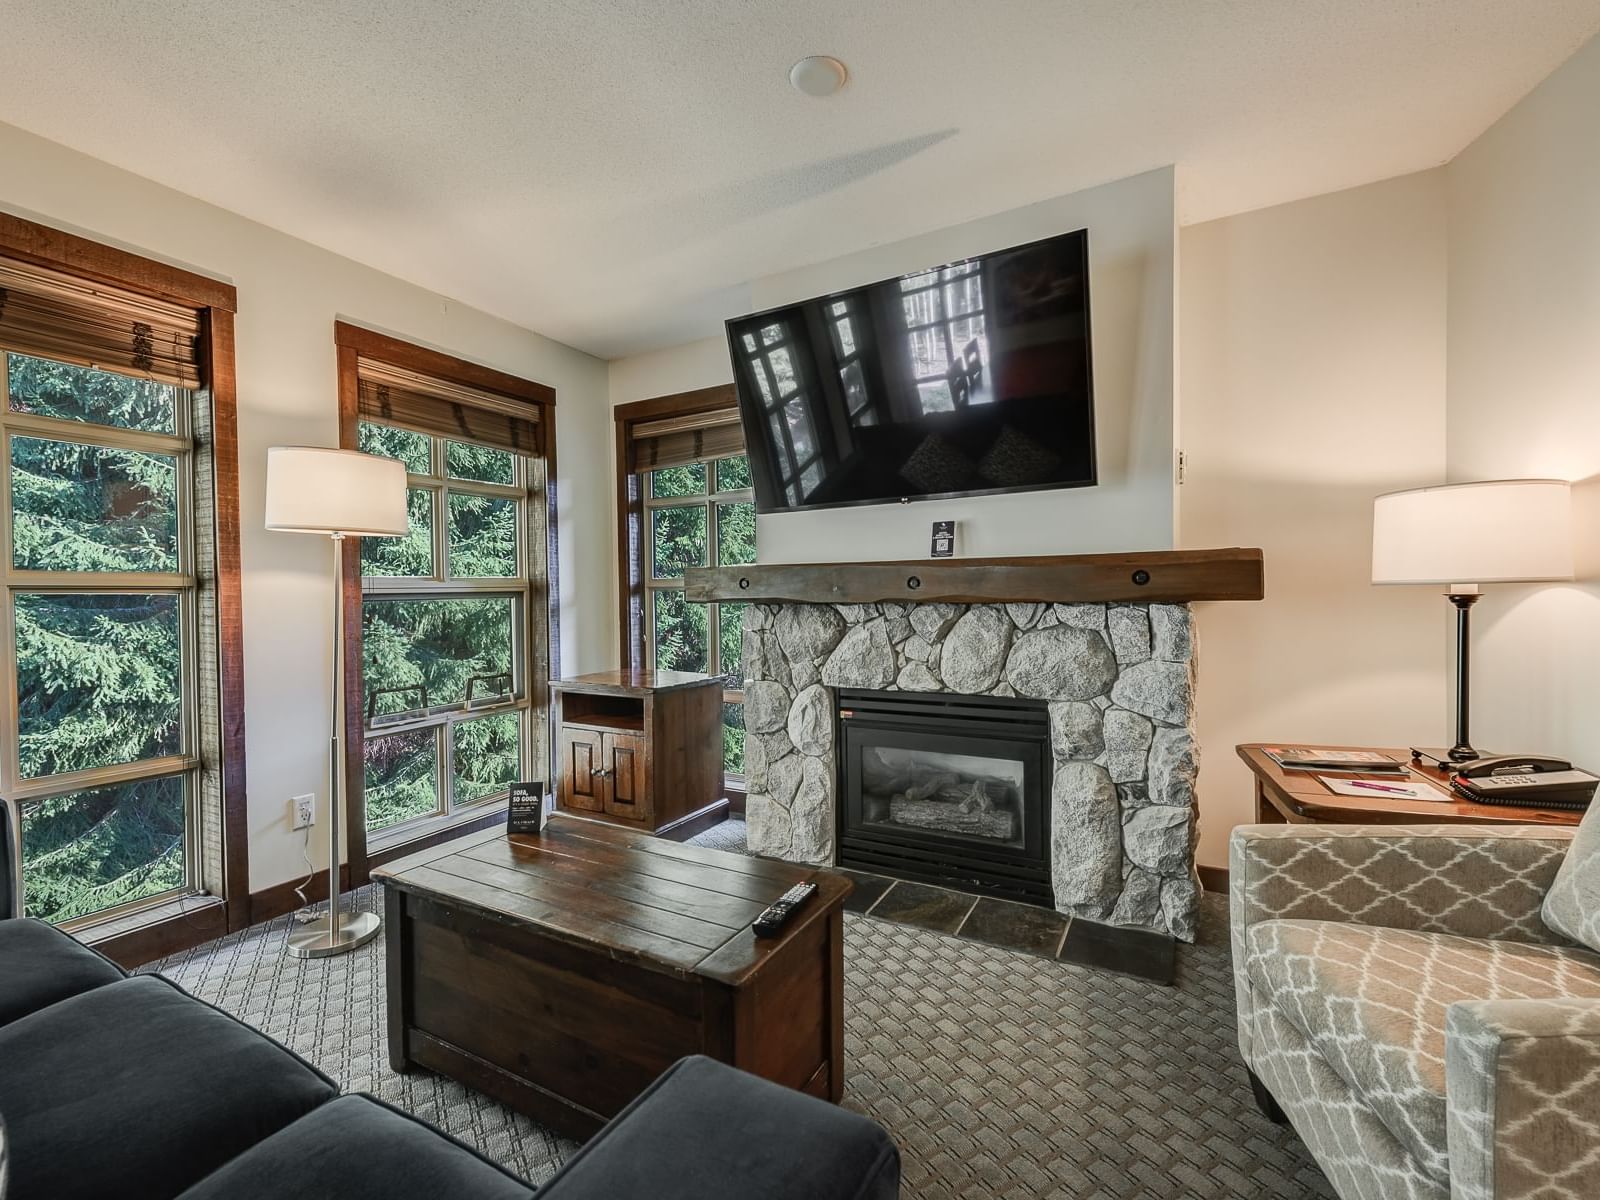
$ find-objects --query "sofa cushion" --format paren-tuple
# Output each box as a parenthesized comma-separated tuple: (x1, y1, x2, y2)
(0, 918, 125, 1027)
(1246, 918, 1600, 1181)
(0, 973, 337, 1200)
(539, 1055, 900, 1200)
(174, 1094, 533, 1200)
(1542, 800, 1600, 952)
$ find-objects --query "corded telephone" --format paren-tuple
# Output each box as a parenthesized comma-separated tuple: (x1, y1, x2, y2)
(1449, 755, 1599, 810)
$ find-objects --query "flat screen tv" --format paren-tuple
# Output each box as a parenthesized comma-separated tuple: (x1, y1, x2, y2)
(726, 228, 1095, 514)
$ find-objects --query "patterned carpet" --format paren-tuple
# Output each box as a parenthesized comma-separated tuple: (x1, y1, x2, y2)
(144, 825, 1334, 1199)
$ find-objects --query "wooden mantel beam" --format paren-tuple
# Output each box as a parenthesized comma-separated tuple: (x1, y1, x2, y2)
(683, 548, 1264, 606)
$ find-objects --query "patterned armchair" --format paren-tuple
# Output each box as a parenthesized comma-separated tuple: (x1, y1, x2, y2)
(1230, 823, 1600, 1200)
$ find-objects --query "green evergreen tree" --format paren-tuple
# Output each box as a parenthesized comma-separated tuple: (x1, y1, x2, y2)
(357, 425, 524, 828)
(8, 354, 185, 923)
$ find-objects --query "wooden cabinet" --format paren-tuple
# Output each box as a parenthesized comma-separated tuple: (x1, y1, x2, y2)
(551, 669, 726, 839)
(557, 726, 605, 813)
(602, 731, 648, 821)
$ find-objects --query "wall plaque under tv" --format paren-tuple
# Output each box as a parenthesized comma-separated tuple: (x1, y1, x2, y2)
(726, 228, 1095, 514)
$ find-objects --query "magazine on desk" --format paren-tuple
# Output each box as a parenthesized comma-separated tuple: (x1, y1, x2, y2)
(1264, 747, 1409, 775)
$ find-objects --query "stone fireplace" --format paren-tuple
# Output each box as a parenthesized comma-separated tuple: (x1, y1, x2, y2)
(741, 601, 1201, 940)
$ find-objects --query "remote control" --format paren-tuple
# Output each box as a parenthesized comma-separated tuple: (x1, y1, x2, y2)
(752, 882, 817, 937)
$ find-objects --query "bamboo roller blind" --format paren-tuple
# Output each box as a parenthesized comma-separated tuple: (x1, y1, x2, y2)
(357, 358, 542, 455)
(629, 405, 745, 472)
(0, 259, 203, 388)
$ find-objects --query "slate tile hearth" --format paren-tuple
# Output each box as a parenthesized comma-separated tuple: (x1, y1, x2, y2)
(1059, 913, 1178, 984)
(845, 865, 1170, 984)
(962, 896, 1071, 958)
(839, 868, 895, 914)
(867, 879, 977, 934)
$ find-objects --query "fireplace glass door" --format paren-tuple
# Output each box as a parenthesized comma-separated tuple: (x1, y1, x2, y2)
(837, 690, 1051, 904)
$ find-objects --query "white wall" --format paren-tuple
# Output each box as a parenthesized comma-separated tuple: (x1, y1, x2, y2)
(1179, 172, 1450, 867)
(608, 335, 732, 409)
(0, 121, 611, 893)
(1445, 35, 1600, 772)
(608, 168, 1179, 565)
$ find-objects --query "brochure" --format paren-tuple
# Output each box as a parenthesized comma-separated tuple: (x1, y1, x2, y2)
(1318, 775, 1448, 802)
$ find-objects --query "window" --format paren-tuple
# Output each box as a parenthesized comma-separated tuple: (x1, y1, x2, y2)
(0, 216, 243, 955)
(1, 352, 199, 926)
(644, 454, 756, 774)
(357, 423, 536, 839)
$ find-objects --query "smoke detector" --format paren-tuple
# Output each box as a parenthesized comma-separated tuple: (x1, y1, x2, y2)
(790, 56, 848, 98)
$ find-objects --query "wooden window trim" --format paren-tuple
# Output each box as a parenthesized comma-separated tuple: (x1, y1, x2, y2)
(0, 213, 248, 962)
(614, 385, 751, 811)
(613, 384, 738, 671)
(335, 322, 559, 884)
(0, 213, 237, 313)
(333, 321, 553, 408)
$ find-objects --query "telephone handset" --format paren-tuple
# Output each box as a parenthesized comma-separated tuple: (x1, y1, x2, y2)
(1456, 755, 1574, 778)
(1450, 754, 1598, 810)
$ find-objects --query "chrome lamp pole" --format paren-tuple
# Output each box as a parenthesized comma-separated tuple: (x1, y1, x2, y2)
(265, 446, 408, 959)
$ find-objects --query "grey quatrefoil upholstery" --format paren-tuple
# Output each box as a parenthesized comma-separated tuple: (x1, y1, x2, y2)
(1542, 799, 1600, 953)
(1232, 823, 1600, 1200)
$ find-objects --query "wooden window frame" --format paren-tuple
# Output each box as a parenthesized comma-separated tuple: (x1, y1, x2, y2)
(0, 356, 201, 926)
(0, 213, 246, 966)
(333, 321, 558, 881)
(642, 459, 753, 681)
(358, 426, 534, 842)
(614, 385, 751, 804)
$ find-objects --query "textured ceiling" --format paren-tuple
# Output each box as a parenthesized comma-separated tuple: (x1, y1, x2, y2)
(1, 2, 1595, 358)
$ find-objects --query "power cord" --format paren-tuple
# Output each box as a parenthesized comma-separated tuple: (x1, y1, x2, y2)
(291, 820, 319, 924)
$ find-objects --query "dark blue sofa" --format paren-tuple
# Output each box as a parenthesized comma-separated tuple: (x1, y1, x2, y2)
(0, 812, 900, 1199)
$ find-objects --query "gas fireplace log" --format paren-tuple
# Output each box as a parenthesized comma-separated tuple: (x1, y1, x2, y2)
(888, 797, 1017, 840)
(861, 755, 1011, 806)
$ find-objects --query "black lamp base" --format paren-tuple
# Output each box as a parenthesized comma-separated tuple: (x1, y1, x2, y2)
(1411, 745, 1489, 770)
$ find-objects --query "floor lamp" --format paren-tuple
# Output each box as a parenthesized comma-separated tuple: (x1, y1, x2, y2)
(1372, 479, 1573, 763)
(266, 446, 408, 958)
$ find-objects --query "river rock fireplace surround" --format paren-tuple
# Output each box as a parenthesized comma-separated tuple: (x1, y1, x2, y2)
(685, 550, 1265, 943)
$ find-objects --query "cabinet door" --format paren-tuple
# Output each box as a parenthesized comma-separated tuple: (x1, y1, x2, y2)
(602, 732, 650, 823)
(559, 726, 606, 813)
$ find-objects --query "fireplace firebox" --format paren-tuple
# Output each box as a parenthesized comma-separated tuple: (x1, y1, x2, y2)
(836, 688, 1051, 906)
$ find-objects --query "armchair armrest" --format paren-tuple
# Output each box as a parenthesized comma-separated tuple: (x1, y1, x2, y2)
(1446, 998, 1600, 1200)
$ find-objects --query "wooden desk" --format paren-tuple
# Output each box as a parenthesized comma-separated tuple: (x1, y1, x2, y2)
(375, 816, 851, 1139)
(1238, 744, 1583, 829)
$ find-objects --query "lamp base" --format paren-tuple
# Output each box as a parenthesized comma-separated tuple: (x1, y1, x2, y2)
(285, 911, 381, 959)
(1411, 745, 1489, 769)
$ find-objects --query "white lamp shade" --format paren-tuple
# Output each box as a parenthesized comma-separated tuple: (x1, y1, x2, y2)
(1372, 479, 1574, 585)
(264, 446, 408, 537)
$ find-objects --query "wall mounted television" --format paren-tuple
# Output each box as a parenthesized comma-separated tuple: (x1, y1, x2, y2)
(726, 228, 1095, 514)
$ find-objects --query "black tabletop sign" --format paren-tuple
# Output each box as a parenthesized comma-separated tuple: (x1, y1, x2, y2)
(930, 520, 956, 558)
(507, 782, 546, 835)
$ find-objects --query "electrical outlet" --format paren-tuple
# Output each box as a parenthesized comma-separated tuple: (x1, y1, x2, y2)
(291, 794, 315, 830)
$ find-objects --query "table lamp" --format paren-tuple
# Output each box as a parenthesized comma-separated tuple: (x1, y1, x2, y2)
(266, 446, 408, 958)
(1372, 479, 1573, 763)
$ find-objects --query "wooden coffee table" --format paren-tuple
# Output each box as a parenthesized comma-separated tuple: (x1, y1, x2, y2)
(373, 815, 852, 1139)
